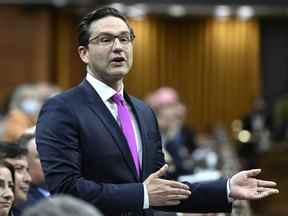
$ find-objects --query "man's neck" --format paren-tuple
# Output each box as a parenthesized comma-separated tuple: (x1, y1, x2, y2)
(87, 68, 123, 92)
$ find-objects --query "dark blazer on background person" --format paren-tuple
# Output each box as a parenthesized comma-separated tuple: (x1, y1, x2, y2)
(165, 126, 197, 178)
(36, 80, 231, 216)
(26, 186, 48, 204)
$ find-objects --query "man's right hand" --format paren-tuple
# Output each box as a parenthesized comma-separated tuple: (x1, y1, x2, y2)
(144, 164, 191, 206)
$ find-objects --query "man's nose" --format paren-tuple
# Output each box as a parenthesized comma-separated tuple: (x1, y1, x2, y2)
(111, 38, 123, 51)
(24, 171, 32, 183)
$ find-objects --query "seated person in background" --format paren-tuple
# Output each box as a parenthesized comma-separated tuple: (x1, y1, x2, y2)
(22, 195, 103, 216)
(1, 109, 31, 142)
(0, 141, 32, 216)
(178, 130, 222, 184)
(146, 87, 197, 178)
(15, 129, 50, 214)
(238, 97, 272, 169)
(0, 83, 60, 141)
(0, 160, 15, 216)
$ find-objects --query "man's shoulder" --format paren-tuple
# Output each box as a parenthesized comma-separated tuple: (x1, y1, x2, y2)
(39, 83, 89, 116)
(128, 95, 144, 105)
(127, 95, 158, 121)
(128, 95, 152, 111)
(46, 83, 85, 105)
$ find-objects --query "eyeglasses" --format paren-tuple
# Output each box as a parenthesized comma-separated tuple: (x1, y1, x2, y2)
(89, 32, 135, 46)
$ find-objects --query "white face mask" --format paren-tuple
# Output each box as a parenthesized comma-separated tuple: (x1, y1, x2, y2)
(19, 99, 41, 115)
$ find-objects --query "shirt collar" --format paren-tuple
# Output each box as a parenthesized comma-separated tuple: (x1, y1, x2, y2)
(37, 187, 51, 197)
(86, 67, 124, 102)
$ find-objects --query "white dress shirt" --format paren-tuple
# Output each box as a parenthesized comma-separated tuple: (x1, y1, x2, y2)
(86, 70, 149, 209)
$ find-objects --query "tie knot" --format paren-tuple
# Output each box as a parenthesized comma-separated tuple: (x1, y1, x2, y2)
(111, 93, 124, 105)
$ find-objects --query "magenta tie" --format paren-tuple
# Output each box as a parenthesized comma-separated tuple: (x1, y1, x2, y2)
(112, 93, 140, 176)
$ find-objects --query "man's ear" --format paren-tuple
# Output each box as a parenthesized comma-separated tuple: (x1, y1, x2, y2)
(78, 46, 89, 63)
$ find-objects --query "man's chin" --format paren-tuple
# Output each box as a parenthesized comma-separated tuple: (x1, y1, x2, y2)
(16, 194, 28, 204)
(108, 70, 129, 80)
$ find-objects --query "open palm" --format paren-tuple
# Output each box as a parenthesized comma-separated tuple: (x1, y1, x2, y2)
(229, 169, 279, 200)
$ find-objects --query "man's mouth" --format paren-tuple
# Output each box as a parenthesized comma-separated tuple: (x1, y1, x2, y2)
(20, 186, 29, 193)
(111, 57, 126, 64)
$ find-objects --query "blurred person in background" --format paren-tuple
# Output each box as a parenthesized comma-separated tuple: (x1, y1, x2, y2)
(0, 82, 60, 141)
(15, 128, 50, 214)
(177, 128, 222, 190)
(238, 97, 272, 169)
(191, 130, 219, 172)
(146, 87, 197, 179)
(274, 94, 288, 142)
(0, 109, 30, 142)
(6, 84, 41, 127)
(0, 161, 15, 216)
(0, 141, 32, 216)
(0, 84, 38, 141)
(22, 195, 103, 216)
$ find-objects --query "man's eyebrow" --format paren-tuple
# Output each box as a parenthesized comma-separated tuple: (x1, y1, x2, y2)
(93, 30, 130, 36)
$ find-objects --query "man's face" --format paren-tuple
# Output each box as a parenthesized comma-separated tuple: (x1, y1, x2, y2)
(157, 103, 184, 132)
(79, 16, 133, 85)
(5, 157, 31, 205)
(27, 138, 44, 186)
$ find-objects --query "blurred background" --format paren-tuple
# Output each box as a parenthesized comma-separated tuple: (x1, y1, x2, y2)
(0, 0, 287, 216)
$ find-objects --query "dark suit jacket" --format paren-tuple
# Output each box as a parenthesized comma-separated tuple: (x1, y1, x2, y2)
(165, 126, 197, 178)
(36, 80, 232, 216)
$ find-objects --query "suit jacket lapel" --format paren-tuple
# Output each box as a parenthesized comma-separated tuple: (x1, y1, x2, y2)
(79, 80, 139, 181)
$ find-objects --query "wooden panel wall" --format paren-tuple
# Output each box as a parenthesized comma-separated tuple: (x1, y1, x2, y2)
(0, 6, 260, 130)
(127, 17, 260, 130)
(53, 10, 85, 89)
(0, 6, 52, 110)
(254, 149, 288, 216)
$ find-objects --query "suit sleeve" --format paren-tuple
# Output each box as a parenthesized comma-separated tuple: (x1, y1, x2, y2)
(155, 179, 232, 213)
(36, 97, 144, 212)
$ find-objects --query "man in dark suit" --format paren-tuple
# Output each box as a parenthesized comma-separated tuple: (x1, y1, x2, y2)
(36, 7, 278, 216)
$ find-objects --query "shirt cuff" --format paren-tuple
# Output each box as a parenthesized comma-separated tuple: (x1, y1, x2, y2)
(143, 183, 149, 209)
(227, 178, 234, 203)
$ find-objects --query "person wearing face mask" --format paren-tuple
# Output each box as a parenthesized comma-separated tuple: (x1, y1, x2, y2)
(1, 85, 40, 141)
(7, 85, 41, 126)
(1, 83, 59, 142)
(0, 142, 32, 216)
(0, 161, 15, 216)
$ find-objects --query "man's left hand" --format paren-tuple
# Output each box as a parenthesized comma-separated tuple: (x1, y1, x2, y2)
(229, 169, 279, 200)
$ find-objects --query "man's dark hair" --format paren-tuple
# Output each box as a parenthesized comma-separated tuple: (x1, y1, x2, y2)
(78, 7, 134, 47)
(0, 141, 28, 160)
